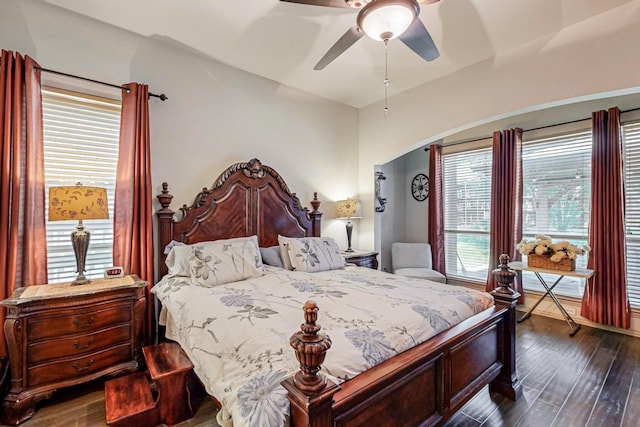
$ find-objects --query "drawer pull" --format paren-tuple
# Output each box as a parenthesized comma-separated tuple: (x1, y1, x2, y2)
(72, 359, 95, 372)
(73, 337, 95, 351)
(73, 316, 95, 329)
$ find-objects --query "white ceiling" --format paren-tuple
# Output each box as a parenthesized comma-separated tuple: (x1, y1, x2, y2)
(41, 0, 633, 108)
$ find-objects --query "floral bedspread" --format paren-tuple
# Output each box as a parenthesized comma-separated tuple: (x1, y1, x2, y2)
(152, 266, 493, 427)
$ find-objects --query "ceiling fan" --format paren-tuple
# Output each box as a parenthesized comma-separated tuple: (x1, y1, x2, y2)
(281, 0, 441, 70)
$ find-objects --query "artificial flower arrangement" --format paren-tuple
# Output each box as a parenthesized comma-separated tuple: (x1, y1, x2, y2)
(516, 235, 590, 263)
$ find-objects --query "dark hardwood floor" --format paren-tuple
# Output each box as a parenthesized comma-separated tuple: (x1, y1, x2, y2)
(444, 313, 640, 427)
(2, 313, 639, 427)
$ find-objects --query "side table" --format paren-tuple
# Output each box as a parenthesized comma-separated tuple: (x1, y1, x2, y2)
(1, 275, 147, 425)
(342, 250, 379, 270)
(509, 262, 593, 336)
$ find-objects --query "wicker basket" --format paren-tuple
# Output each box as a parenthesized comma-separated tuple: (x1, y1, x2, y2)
(527, 254, 575, 271)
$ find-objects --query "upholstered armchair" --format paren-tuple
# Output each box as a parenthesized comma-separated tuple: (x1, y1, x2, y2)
(391, 242, 447, 283)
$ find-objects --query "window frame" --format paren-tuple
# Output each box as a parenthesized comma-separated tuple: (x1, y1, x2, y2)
(622, 119, 640, 307)
(42, 86, 121, 284)
(519, 129, 592, 298)
(442, 145, 493, 282)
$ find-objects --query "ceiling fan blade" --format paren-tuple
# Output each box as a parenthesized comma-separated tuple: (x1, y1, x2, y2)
(314, 26, 365, 70)
(398, 18, 440, 62)
(280, 0, 353, 8)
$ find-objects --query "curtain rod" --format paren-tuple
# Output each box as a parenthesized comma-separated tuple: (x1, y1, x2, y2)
(35, 67, 168, 101)
(425, 105, 640, 151)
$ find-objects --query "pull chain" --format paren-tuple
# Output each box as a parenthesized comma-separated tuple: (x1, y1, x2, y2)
(384, 39, 389, 118)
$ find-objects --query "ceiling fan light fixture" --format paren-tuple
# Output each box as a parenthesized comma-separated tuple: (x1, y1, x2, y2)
(357, 0, 419, 41)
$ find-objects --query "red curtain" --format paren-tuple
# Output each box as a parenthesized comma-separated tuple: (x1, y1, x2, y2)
(114, 83, 154, 343)
(428, 145, 445, 276)
(0, 50, 47, 359)
(581, 107, 630, 329)
(486, 128, 523, 303)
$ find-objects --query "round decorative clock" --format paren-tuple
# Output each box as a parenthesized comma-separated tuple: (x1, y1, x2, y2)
(411, 173, 429, 202)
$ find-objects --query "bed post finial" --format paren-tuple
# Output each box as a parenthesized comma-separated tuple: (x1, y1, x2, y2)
(156, 183, 175, 280)
(158, 182, 173, 212)
(309, 194, 322, 237)
(310, 192, 321, 213)
(289, 301, 331, 392)
(284, 301, 339, 426)
(493, 254, 517, 295)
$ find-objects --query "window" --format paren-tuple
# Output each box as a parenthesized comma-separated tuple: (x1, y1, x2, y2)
(521, 131, 592, 297)
(442, 120, 640, 308)
(42, 88, 121, 283)
(623, 120, 640, 307)
(443, 147, 493, 281)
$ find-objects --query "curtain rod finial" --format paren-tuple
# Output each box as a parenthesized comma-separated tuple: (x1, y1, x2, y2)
(150, 93, 168, 101)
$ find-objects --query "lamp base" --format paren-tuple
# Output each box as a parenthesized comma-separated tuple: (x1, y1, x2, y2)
(71, 276, 90, 286)
(345, 220, 354, 253)
(71, 223, 91, 286)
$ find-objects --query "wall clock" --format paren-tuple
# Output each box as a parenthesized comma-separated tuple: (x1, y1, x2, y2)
(411, 173, 429, 202)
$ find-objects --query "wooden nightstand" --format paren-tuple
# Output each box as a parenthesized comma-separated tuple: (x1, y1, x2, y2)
(342, 250, 379, 270)
(1, 275, 147, 425)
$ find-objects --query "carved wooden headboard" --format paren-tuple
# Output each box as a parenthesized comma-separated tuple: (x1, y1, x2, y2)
(155, 158, 322, 278)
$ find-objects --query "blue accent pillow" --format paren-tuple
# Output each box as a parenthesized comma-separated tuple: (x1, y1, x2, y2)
(260, 246, 284, 268)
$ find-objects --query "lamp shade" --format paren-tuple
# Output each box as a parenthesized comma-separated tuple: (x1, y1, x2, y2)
(335, 199, 363, 219)
(357, 0, 418, 41)
(49, 184, 109, 221)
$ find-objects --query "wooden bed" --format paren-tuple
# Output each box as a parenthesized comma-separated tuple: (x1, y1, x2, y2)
(155, 158, 521, 427)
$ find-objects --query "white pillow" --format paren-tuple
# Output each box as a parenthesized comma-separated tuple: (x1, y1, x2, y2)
(278, 235, 296, 270)
(286, 237, 345, 272)
(165, 236, 263, 276)
(165, 245, 193, 276)
(188, 242, 262, 287)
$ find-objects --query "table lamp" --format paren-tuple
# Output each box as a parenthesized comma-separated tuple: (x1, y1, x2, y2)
(48, 183, 109, 285)
(335, 198, 363, 252)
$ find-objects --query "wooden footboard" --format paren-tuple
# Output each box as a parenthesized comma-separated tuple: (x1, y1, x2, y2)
(283, 286, 521, 427)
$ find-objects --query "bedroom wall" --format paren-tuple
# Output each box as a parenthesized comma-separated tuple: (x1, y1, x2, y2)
(403, 147, 430, 244)
(376, 158, 405, 272)
(0, 0, 360, 266)
(376, 146, 430, 271)
(357, 1, 640, 251)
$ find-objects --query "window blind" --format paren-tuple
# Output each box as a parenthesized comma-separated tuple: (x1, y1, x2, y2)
(521, 131, 592, 297)
(623, 121, 640, 307)
(443, 147, 492, 281)
(42, 88, 121, 284)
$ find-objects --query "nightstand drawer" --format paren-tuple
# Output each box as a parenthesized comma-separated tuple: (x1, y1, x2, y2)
(28, 343, 131, 387)
(28, 324, 131, 364)
(27, 303, 131, 341)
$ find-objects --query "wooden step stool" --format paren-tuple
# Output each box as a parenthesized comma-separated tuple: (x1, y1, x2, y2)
(105, 372, 159, 427)
(143, 342, 196, 426)
(105, 342, 196, 426)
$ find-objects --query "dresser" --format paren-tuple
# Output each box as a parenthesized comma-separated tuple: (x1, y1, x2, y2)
(342, 250, 379, 270)
(1, 275, 147, 425)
